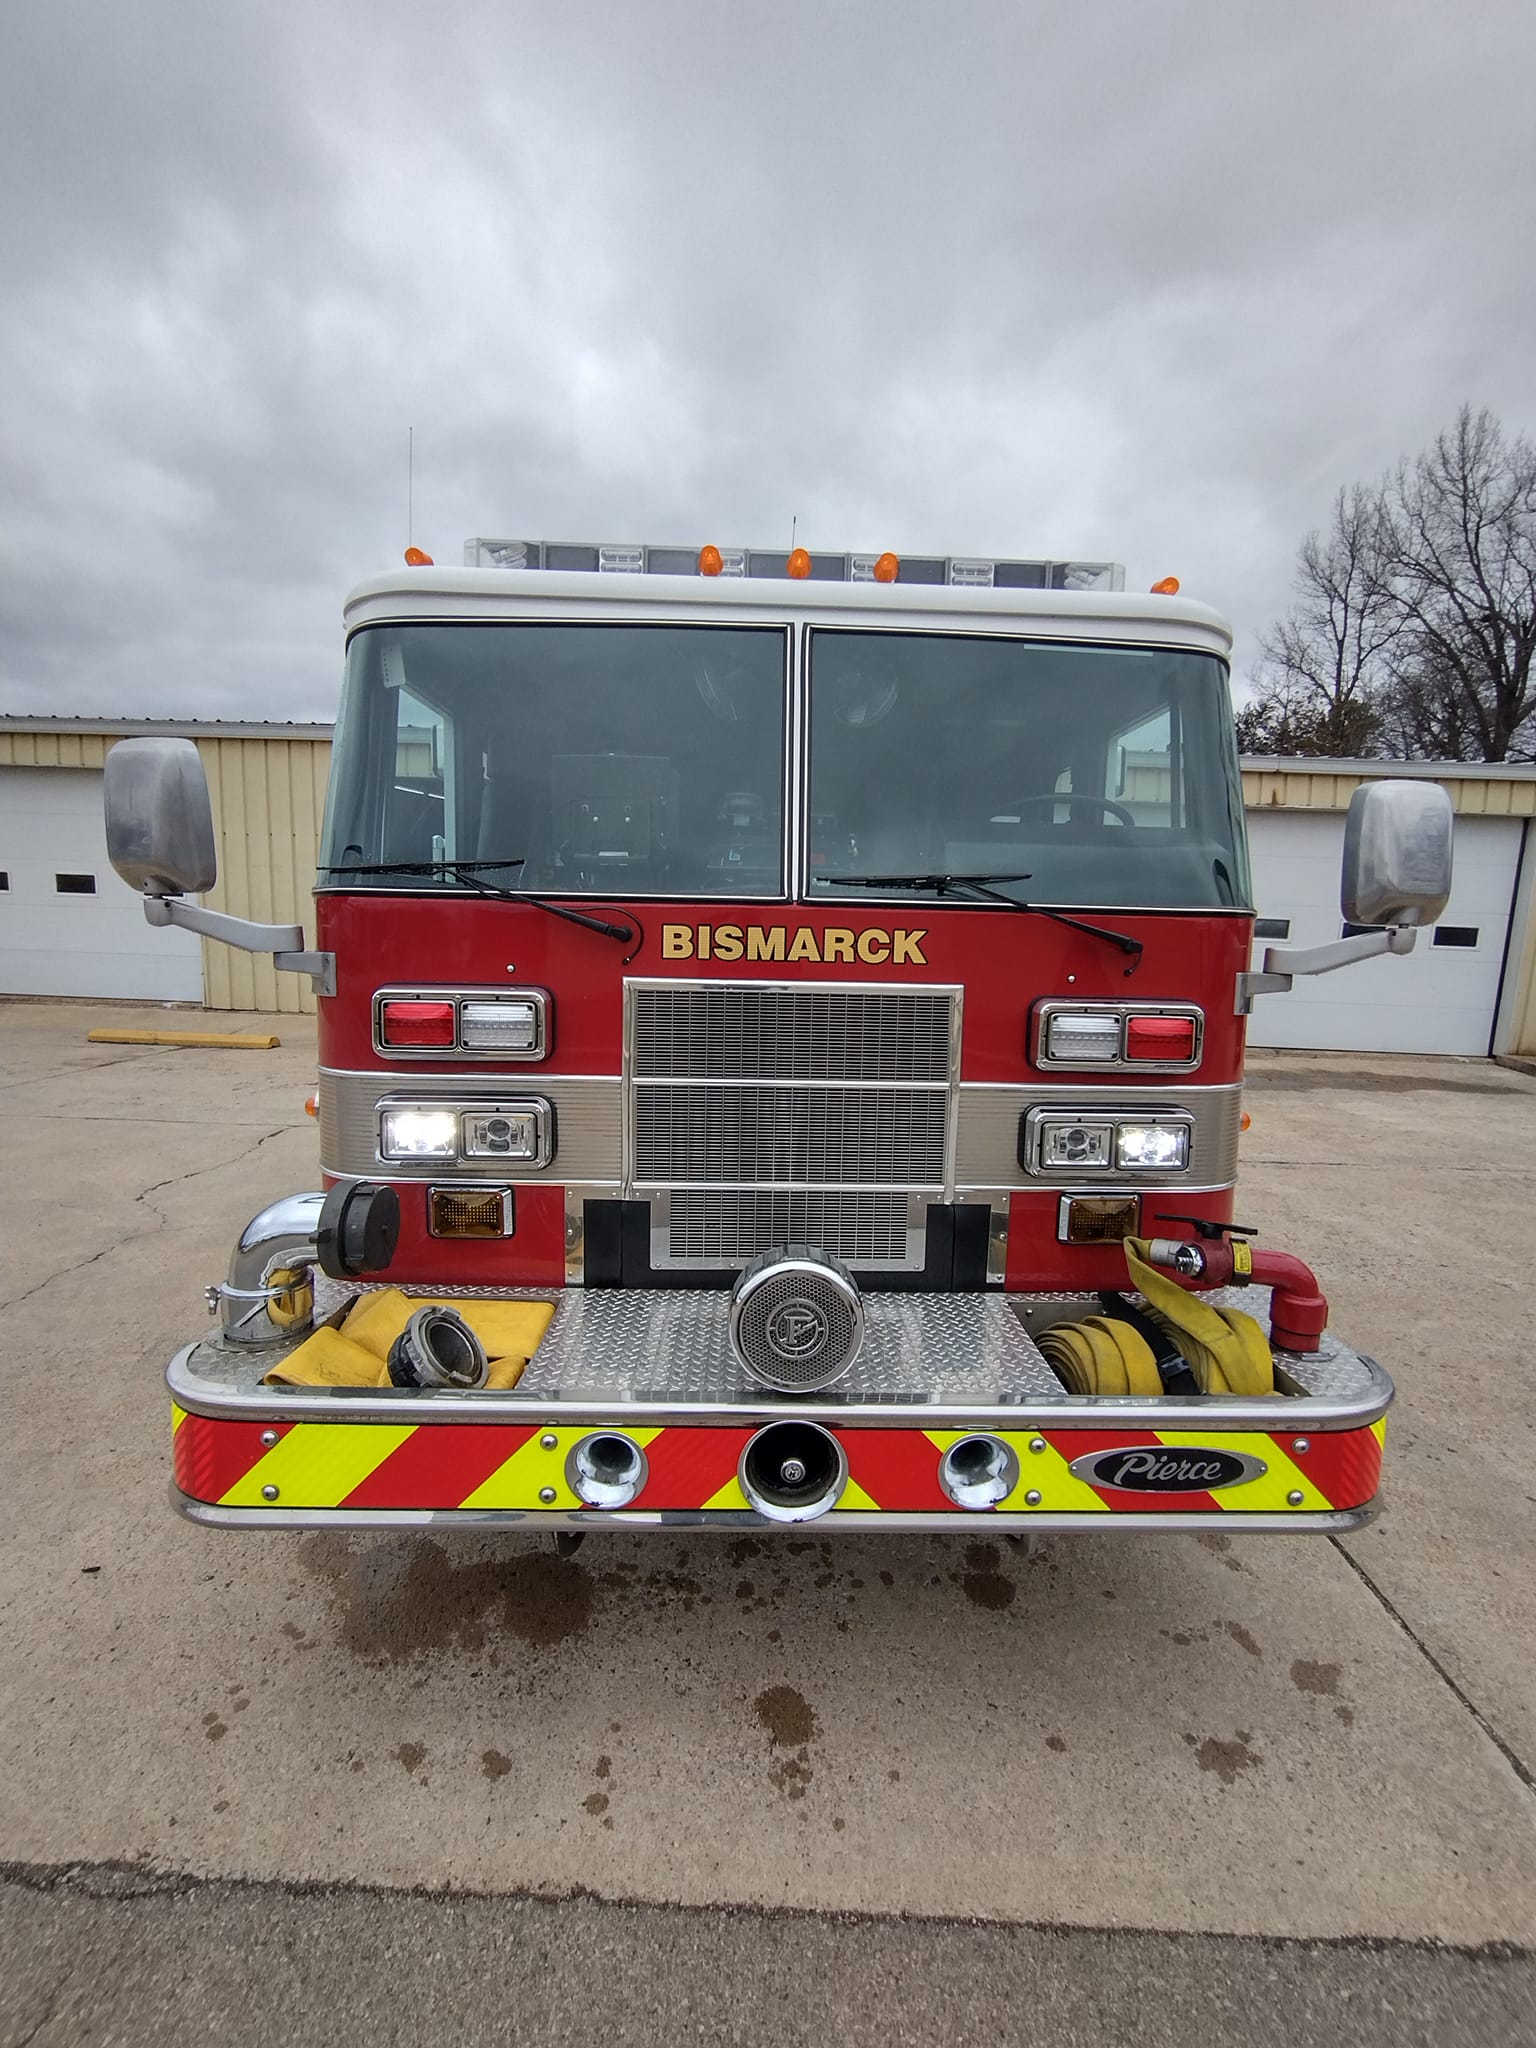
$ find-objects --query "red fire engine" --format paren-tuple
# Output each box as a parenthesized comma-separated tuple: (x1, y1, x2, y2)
(104, 538, 1453, 1537)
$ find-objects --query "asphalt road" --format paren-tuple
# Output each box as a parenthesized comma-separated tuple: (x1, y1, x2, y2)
(2, 1001, 1534, 2044)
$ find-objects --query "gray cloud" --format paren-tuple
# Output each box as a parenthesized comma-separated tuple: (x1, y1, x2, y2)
(2, 0, 1533, 718)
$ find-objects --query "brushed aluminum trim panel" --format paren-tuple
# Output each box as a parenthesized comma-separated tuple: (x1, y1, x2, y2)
(320, 1068, 621, 1185)
(954, 1080, 1243, 1192)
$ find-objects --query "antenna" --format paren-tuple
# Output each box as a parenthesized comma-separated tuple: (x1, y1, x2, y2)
(407, 427, 414, 549)
(790, 514, 797, 551)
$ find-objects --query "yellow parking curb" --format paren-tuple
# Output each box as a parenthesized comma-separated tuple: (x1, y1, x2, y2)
(87, 1029, 281, 1050)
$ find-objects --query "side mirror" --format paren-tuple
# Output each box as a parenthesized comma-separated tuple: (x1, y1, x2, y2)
(1341, 780, 1453, 928)
(104, 738, 217, 897)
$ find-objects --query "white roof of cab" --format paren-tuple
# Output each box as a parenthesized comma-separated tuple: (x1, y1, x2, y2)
(343, 567, 1233, 659)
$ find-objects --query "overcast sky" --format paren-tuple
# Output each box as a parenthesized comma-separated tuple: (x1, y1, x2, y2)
(2, 0, 1533, 721)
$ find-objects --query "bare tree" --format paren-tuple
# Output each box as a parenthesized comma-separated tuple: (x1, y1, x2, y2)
(1246, 408, 1536, 762)
(1378, 408, 1536, 761)
(1239, 485, 1395, 756)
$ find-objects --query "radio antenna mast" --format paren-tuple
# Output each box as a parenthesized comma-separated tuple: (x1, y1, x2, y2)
(407, 427, 414, 550)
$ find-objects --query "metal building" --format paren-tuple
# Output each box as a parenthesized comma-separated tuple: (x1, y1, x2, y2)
(1, 719, 1533, 1056)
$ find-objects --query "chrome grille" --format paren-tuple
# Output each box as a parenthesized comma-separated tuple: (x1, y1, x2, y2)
(666, 1192, 913, 1265)
(634, 1083, 947, 1187)
(632, 985, 952, 1081)
(627, 981, 958, 1269)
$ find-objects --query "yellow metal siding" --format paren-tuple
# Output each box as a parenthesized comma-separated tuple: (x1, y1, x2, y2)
(1240, 767, 1536, 817)
(195, 738, 331, 1015)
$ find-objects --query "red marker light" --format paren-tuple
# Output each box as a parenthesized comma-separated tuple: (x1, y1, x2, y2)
(1125, 1015, 1197, 1062)
(787, 547, 812, 579)
(379, 1000, 456, 1049)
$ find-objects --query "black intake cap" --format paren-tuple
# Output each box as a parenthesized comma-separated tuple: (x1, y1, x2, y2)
(315, 1180, 401, 1280)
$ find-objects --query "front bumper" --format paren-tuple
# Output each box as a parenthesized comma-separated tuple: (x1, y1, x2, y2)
(168, 1285, 1390, 1534)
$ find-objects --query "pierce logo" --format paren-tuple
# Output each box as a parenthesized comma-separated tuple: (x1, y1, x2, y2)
(1067, 1446, 1268, 1492)
(661, 924, 926, 966)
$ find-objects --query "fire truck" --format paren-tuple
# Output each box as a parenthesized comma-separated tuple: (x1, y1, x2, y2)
(104, 538, 1454, 1538)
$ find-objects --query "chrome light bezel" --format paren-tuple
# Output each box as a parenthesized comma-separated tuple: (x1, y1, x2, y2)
(1023, 1105, 1195, 1183)
(1033, 1000, 1204, 1073)
(376, 1096, 555, 1168)
(373, 985, 551, 1060)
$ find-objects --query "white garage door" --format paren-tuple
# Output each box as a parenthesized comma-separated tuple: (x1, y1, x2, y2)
(0, 767, 204, 1001)
(1245, 809, 1522, 1055)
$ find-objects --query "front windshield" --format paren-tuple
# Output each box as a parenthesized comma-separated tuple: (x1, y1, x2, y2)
(322, 623, 788, 897)
(807, 631, 1250, 910)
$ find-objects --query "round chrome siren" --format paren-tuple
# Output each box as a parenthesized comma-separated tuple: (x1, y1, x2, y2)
(939, 1434, 1020, 1511)
(739, 1420, 848, 1523)
(566, 1432, 649, 1509)
(386, 1305, 489, 1390)
(728, 1245, 864, 1393)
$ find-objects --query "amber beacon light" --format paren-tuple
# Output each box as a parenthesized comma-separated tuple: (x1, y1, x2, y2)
(786, 547, 812, 579)
(1150, 575, 1180, 594)
(698, 544, 724, 577)
(873, 551, 900, 583)
(404, 546, 434, 567)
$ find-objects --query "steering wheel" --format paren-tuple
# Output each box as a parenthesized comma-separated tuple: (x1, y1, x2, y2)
(994, 793, 1138, 828)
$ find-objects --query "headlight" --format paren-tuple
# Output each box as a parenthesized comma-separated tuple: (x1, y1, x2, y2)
(1023, 1106, 1193, 1177)
(1040, 1119, 1116, 1169)
(1115, 1122, 1190, 1170)
(379, 1106, 460, 1159)
(464, 1107, 544, 1160)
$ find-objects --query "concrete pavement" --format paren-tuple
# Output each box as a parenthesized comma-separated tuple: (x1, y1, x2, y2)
(1, 1002, 1534, 2037)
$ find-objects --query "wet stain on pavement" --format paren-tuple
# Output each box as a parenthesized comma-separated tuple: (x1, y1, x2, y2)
(1183, 1730, 1262, 1786)
(393, 1741, 426, 1773)
(583, 1791, 610, 1817)
(958, 1540, 1017, 1611)
(755, 1684, 819, 1801)
(299, 1535, 596, 1659)
(481, 1750, 512, 1780)
(755, 1685, 818, 1749)
(201, 1712, 228, 1742)
(1221, 1621, 1263, 1658)
(1291, 1658, 1343, 1697)
(1046, 1735, 1068, 1753)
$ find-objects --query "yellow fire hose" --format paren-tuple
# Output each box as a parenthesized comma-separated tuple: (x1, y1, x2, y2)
(1037, 1237, 1275, 1397)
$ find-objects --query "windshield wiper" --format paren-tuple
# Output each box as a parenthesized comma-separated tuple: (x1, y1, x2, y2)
(819, 872, 1143, 964)
(320, 858, 634, 944)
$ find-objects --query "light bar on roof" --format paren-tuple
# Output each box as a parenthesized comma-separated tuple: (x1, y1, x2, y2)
(461, 539, 1124, 590)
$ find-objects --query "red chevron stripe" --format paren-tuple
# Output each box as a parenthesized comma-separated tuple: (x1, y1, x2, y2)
(340, 1423, 538, 1510)
(843, 1429, 951, 1512)
(637, 1426, 755, 1508)
(175, 1415, 291, 1503)
(1284, 1426, 1382, 1510)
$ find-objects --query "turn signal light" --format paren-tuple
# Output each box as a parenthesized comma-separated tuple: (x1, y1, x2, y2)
(787, 547, 812, 579)
(1125, 1015, 1198, 1062)
(379, 1000, 456, 1049)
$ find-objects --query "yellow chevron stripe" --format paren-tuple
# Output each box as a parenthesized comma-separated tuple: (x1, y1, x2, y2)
(924, 1429, 1111, 1512)
(703, 1474, 751, 1510)
(219, 1422, 418, 1508)
(171, 1404, 187, 1436)
(1149, 1429, 1329, 1513)
(839, 1476, 881, 1511)
(1372, 1418, 1388, 1448)
(460, 1424, 663, 1511)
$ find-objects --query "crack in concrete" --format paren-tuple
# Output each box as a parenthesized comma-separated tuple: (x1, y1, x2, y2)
(7, 1964, 77, 2048)
(0, 1126, 289, 1314)
(1331, 1537, 1535, 1797)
